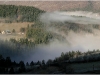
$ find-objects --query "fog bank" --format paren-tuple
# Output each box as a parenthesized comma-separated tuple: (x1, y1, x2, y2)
(12, 11, 100, 62)
(2, 11, 100, 63)
(39, 11, 100, 25)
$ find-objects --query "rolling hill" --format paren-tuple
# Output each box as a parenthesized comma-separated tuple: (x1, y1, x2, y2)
(0, 1, 100, 12)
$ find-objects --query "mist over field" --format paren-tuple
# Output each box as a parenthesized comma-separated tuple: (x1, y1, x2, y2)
(39, 11, 100, 51)
(1, 10, 100, 63)
(39, 11, 100, 25)
(2, 2, 100, 74)
(18, 11, 100, 62)
(32, 11, 100, 62)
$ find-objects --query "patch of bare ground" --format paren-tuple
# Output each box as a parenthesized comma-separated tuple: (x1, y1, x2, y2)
(0, 1, 90, 12)
(92, 1, 100, 10)
(0, 22, 33, 32)
(0, 34, 25, 40)
(0, 22, 33, 40)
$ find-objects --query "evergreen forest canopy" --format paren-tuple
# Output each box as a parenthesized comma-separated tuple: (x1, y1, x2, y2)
(0, 5, 53, 44)
(0, 5, 44, 22)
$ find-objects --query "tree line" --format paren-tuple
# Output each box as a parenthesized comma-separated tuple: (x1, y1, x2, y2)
(0, 49, 100, 74)
(0, 54, 46, 74)
(0, 5, 44, 22)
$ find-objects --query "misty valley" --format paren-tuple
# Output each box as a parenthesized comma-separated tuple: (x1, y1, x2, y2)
(1, 3, 100, 74)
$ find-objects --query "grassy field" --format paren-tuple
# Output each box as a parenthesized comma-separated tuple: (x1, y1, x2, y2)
(0, 34, 25, 40)
(0, 22, 33, 40)
(0, 22, 33, 32)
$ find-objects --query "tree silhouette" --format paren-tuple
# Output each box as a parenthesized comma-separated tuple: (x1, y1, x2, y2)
(19, 61, 26, 73)
(20, 27, 25, 33)
(30, 61, 34, 66)
(5, 57, 11, 67)
(42, 60, 45, 66)
(26, 62, 29, 66)
(12, 29, 16, 33)
(9, 67, 14, 74)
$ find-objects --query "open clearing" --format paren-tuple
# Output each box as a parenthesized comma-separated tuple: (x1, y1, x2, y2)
(0, 22, 33, 40)
(0, 22, 33, 32)
(0, 34, 25, 40)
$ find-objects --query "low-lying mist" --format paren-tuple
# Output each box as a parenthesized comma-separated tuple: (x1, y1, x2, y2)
(39, 11, 100, 25)
(37, 11, 100, 61)
(1, 10, 100, 63)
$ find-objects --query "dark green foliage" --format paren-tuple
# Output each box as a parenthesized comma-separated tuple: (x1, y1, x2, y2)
(19, 61, 25, 68)
(36, 61, 41, 65)
(53, 49, 100, 64)
(12, 29, 16, 33)
(50, 22, 94, 34)
(0, 5, 18, 18)
(20, 27, 26, 33)
(0, 55, 5, 67)
(27, 28, 53, 44)
(0, 54, 18, 74)
(46, 59, 53, 66)
(26, 22, 53, 44)
(42, 60, 45, 66)
(0, 49, 100, 74)
(26, 62, 29, 66)
(93, 25, 100, 29)
(10, 38, 35, 47)
(5, 57, 12, 67)
(19, 61, 26, 73)
(0, 5, 44, 22)
(30, 61, 34, 66)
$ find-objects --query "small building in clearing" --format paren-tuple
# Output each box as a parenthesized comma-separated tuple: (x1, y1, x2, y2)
(1, 31, 6, 34)
(6, 30, 11, 34)
(1, 30, 11, 34)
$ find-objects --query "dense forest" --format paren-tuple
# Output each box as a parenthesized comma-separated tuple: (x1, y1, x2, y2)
(0, 5, 44, 22)
(0, 49, 100, 74)
(26, 21, 53, 44)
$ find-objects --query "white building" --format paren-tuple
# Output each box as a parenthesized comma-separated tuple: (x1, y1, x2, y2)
(1, 31, 6, 34)
(1, 30, 11, 34)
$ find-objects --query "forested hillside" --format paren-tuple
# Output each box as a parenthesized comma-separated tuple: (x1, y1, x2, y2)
(0, 5, 44, 22)
(1, 1, 100, 12)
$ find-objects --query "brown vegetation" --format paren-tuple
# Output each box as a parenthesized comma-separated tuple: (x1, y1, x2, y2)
(0, 22, 33, 40)
(0, 22, 33, 32)
(0, 1, 100, 12)
(0, 1, 87, 12)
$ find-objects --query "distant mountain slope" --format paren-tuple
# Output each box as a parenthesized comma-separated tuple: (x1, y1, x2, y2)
(0, 1, 88, 12)
(0, 1, 100, 12)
